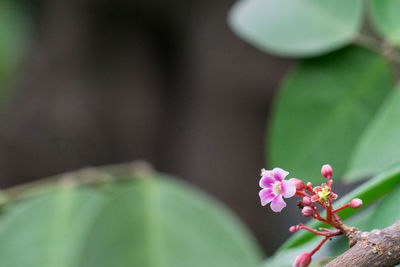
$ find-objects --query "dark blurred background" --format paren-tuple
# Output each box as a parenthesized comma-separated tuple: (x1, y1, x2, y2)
(0, 0, 296, 254)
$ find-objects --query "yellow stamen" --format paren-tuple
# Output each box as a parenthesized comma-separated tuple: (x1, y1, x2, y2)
(272, 181, 282, 195)
(317, 188, 331, 202)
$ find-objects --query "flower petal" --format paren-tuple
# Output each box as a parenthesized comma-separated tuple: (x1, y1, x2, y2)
(281, 180, 296, 198)
(259, 175, 275, 188)
(270, 194, 286, 212)
(272, 168, 289, 181)
(311, 195, 320, 202)
(259, 189, 275, 206)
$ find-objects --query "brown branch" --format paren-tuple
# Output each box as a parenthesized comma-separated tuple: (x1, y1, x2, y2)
(326, 220, 400, 267)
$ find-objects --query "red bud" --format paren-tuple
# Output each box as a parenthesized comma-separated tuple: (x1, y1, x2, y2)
(293, 252, 312, 267)
(321, 164, 333, 178)
(349, 198, 362, 208)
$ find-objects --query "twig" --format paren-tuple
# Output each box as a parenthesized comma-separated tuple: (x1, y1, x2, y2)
(355, 34, 400, 65)
(0, 160, 155, 204)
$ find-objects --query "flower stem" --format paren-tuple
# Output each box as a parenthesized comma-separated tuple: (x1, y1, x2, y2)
(332, 204, 350, 213)
(311, 237, 329, 255)
(298, 224, 341, 237)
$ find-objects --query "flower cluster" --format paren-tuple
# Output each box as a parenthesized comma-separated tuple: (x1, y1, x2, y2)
(258, 164, 363, 267)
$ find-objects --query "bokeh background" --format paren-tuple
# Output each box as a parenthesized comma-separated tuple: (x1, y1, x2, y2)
(0, 0, 297, 254)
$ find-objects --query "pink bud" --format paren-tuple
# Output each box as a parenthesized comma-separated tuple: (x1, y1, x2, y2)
(306, 182, 312, 188)
(302, 196, 311, 206)
(289, 226, 297, 233)
(349, 198, 362, 208)
(302, 206, 313, 217)
(293, 252, 312, 267)
(331, 193, 338, 199)
(290, 178, 304, 190)
(321, 164, 333, 178)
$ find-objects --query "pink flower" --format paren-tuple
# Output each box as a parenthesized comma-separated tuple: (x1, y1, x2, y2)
(259, 168, 296, 212)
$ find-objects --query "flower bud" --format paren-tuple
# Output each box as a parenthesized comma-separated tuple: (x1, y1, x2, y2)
(306, 182, 312, 188)
(290, 178, 304, 190)
(293, 252, 312, 267)
(302, 196, 311, 206)
(302, 206, 313, 217)
(321, 164, 333, 178)
(289, 226, 297, 233)
(349, 198, 362, 208)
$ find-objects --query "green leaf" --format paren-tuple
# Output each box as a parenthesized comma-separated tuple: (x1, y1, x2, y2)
(0, 169, 263, 267)
(268, 46, 392, 184)
(345, 85, 400, 181)
(79, 176, 263, 267)
(0, 187, 108, 267)
(228, 0, 363, 57)
(369, 0, 400, 46)
(361, 183, 400, 230)
(279, 164, 400, 250)
(0, 0, 30, 81)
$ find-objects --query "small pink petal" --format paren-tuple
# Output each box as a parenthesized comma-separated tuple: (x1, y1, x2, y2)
(259, 175, 275, 188)
(281, 180, 296, 198)
(259, 189, 275, 206)
(314, 186, 322, 192)
(272, 168, 289, 181)
(260, 168, 271, 177)
(311, 195, 320, 202)
(270, 194, 286, 212)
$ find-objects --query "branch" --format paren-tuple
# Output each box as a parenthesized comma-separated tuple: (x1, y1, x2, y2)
(326, 220, 400, 267)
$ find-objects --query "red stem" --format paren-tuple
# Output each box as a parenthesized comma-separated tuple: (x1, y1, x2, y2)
(298, 224, 339, 237)
(305, 185, 316, 195)
(327, 198, 332, 221)
(327, 175, 332, 189)
(319, 228, 332, 232)
(332, 203, 350, 213)
(311, 205, 329, 224)
(295, 191, 309, 197)
(311, 237, 329, 255)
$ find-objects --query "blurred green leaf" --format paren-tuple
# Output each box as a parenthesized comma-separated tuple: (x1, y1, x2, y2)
(0, 168, 263, 267)
(279, 164, 400, 250)
(268, 46, 392, 184)
(79, 176, 263, 267)
(369, 0, 400, 46)
(228, 0, 363, 57)
(0, 0, 30, 82)
(345, 85, 400, 181)
(0, 187, 107, 267)
(361, 183, 400, 230)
